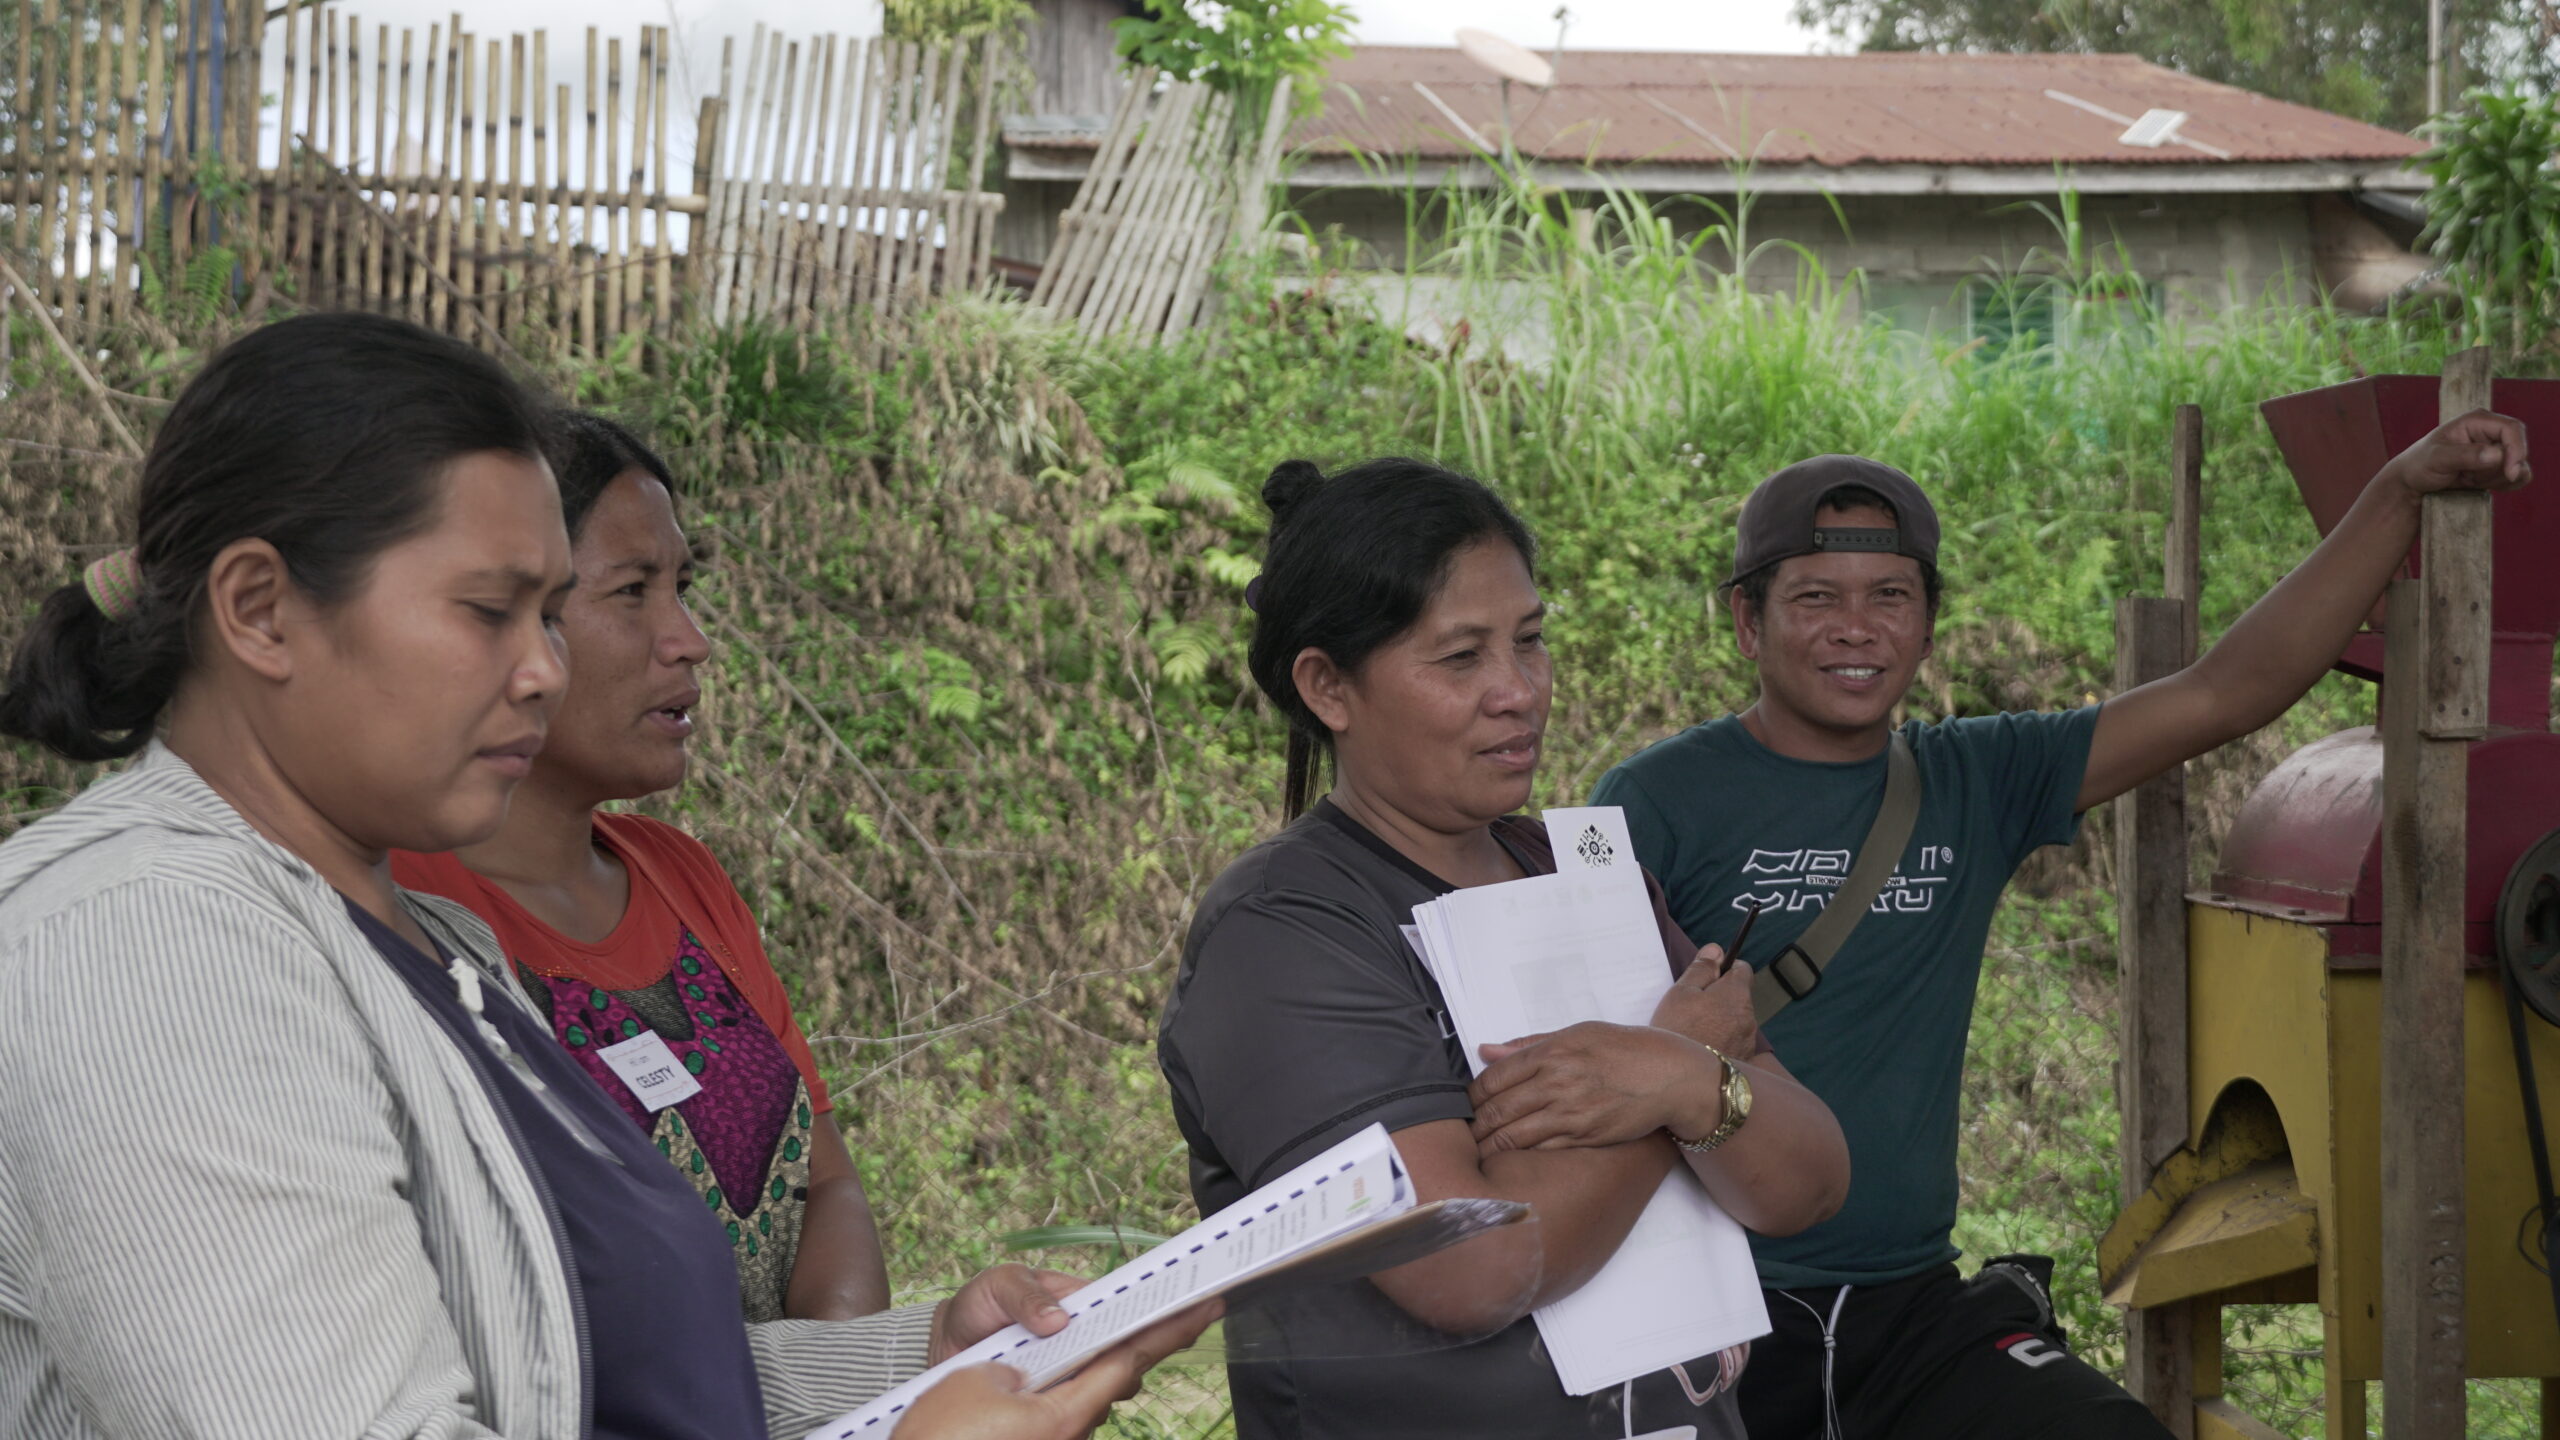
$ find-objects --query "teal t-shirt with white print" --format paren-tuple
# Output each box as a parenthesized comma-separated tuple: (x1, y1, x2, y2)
(1590, 708, 2100, 1289)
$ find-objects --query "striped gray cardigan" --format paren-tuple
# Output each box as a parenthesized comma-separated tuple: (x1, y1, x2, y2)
(0, 743, 933, 1439)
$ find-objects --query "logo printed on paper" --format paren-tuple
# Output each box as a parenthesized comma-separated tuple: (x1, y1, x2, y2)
(1575, 825, 1617, 868)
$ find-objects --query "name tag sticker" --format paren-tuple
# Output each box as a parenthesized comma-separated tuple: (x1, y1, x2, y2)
(596, 1030, 702, 1112)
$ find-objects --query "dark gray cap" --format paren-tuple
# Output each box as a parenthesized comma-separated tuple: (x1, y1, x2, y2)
(1727, 455, 1941, 585)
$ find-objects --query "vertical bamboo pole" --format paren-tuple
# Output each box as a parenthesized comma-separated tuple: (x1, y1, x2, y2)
(958, 30, 998, 290)
(363, 21, 385, 307)
(316, 6, 339, 302)
(577, 25, 596, 350)
(826, 32, 878, 310)
(430, 16, 457, 331)
(619, 26, 646, 340)
(453, 32, 475, 315)
(552, 79, 568, 342)
(600, 33, 622, 343)
(244, 0, 267, 268)
(396, 25, 417, 318)
(8, 0, 34, 263)
(83, 3, 116, 329)
(909, 39, 962, 299)
(103, 0, 143, 323)
(814, 35, 862, 308)
(649, 25, 670, 337)
(55, 0, 84, 316)
(528, 29, 548, 344)
(138, 0, 168, 300)
(271, 0, 300, 290)
(740, 37, 797, 321)
(707, 27, 759, 324)
(863, 39, 913, 313)
(777, 32, 830, 316)
(689, 34, 732, 310)
(477, 36, 495, 325)
(501, 32, 522, 331)
(722, 30, 781, 323)
(755, 36, 810, 314)
(34, 0, 67, 314)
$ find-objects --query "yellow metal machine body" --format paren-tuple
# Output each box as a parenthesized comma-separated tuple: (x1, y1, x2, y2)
(2099, 725, 2560, 1437)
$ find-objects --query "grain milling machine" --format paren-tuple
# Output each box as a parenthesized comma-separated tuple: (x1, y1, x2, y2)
(2098, 371, 2560, 1439)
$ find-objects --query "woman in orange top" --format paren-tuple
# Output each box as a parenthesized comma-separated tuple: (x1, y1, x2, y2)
(395, 411, 890, 1323)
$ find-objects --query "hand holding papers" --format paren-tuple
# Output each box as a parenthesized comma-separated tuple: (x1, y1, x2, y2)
(807, 1124, 1530, 1440)
(1404, 806, 1771, 1397)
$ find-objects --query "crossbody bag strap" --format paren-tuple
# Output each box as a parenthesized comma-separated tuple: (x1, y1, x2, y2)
(1752, 732, 1922, 1024)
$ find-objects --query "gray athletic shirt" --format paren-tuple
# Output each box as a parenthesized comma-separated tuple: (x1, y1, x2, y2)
(1157, 800, 1749, 1440)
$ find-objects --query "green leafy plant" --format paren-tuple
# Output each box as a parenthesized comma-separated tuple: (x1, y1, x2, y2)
(2419, 88, 2560, 353)
(1113, 0, 1353, 123)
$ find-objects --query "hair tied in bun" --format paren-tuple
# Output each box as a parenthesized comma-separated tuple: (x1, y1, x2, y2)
(1261, 459, 1326, 529)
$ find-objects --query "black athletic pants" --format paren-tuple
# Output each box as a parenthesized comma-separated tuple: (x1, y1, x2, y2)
(1735, 1257, 2173, 1440)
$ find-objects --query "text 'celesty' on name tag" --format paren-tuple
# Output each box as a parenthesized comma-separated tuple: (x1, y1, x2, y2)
(597, 1030, 702, 1111)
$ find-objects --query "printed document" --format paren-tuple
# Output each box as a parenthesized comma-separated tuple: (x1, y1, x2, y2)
(807, 1123, 1521, 1439)
(1406, 805, 1771, 1396)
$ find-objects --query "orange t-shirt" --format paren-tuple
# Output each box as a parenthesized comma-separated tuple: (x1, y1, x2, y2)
(391, 812, 833, 1114)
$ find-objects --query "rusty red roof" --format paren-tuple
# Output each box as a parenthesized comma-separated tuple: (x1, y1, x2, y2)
(1274, 47, 2423, 168)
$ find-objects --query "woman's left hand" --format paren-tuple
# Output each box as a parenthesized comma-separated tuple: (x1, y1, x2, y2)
(1468, 1022, 1723, 1155)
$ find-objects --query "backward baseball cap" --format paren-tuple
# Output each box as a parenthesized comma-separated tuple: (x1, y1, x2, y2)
(1725, 454, 1941, 586)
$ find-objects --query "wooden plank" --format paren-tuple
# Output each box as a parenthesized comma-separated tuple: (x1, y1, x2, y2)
(735, 34, 788, 320)
(431, 15, 457, 331)
(478, 39, 497, 329)
(695, 32, 735, 317)
(2423, 347, 2494, 740)
(614, 28, 641, 337)
(903, 38, 961, 301)
(500, 31, 522, 330)
(2102, 1162, 2316, 1310)
(746, 35, 800, 317)
(783, 32, 835, 317)
(2379, 571, 2469, 1440)
(527, 29, 548, 341)
(551, 77, 570, 343)
(81, 0, 112, 330)
(2114, 590, 2196, 1440)
(2193, 1399, 2291, 1440)
(453, 31, 476, 313)
(810, 37, 859, 307)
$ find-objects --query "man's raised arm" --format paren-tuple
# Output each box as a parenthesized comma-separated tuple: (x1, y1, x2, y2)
(2076, 410, 2531, 813)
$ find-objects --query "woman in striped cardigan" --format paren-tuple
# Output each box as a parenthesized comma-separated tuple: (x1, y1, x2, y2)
(0, 312, 1199, 1440)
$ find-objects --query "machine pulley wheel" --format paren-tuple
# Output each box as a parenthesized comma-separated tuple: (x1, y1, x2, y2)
(2497, 827, 2560, 1028)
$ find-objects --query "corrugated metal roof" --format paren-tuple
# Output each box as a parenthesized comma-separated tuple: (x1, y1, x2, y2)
(1274, 47, 2422, 168)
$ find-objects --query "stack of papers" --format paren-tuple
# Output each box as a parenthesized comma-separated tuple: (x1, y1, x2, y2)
(1403, 806, 1771, 1397)
(807, 1124, 1524, 1439)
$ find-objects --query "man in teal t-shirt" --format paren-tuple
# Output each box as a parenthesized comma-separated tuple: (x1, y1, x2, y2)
(1592, 422, 2529, 1440)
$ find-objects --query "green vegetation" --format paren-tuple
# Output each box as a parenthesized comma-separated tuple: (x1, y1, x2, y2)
(2421, 88, 2560, 353)
(6, 175, 2554, 1436)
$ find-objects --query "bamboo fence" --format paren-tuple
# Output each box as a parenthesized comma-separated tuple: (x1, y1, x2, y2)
(0, 0, 1006, 352)
(1032, 73, 1290, 343)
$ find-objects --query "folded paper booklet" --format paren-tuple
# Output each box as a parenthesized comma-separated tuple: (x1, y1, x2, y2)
(1404, 804, 1773, 1397)
(806, 1123, 1527, 1440)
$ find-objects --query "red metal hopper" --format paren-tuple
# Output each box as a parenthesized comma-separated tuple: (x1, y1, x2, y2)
(2209, 377, 2560, 964)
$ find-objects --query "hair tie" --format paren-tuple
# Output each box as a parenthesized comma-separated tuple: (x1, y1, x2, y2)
(83, 549, 142, 622)
(1244, 576, 1265, 614)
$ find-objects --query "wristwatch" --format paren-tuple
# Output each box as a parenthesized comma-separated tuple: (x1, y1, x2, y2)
(1674, 1043, 1753, 1154)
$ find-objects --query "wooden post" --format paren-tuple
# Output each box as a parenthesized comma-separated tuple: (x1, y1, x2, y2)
(2115, 405, 2202, 1437)
(2378, 344, 2491, 1440)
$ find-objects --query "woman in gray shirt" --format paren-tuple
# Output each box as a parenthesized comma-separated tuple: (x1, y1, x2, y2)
(1158, 458, 1849, 1440)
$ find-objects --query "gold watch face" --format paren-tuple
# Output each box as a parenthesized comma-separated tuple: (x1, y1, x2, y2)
(1726, 1067, 1753, 1122)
